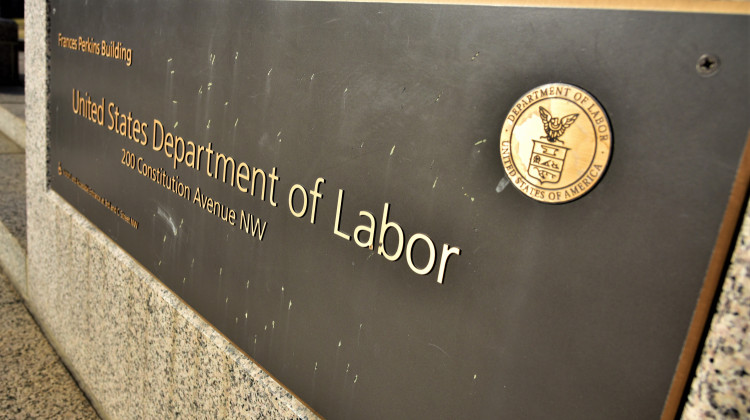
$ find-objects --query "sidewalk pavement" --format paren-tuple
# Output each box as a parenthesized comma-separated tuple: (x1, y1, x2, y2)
(0, 268, 98, 419)
(0, 78, 99, 418)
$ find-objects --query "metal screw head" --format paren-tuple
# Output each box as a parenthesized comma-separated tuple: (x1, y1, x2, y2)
(696, 54, 720, 77)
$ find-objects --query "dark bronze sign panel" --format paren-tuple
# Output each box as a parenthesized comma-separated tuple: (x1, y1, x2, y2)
(48, 1, 748, 418)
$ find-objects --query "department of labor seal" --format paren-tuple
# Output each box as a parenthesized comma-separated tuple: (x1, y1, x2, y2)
(499, 83, 612, 203)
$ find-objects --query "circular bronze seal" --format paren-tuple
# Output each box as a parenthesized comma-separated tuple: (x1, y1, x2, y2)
(499, 83, 612, 203)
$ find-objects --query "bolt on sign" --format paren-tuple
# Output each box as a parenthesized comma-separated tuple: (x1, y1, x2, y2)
(48, 1, 749, 419)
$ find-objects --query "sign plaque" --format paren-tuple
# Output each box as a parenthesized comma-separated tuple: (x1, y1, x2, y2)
(47, 1, 749, 419)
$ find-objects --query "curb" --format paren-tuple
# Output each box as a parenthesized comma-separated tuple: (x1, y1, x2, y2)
(0, 103, 25, 149)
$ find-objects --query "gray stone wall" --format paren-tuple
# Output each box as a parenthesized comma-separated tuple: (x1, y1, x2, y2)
(683, 210, 750, 418)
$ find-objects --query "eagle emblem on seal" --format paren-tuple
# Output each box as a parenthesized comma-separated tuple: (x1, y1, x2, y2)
(539, 106, 578, 144)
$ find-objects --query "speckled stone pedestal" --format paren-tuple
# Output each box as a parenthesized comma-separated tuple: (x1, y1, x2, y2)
(682, 210, 750, 419)
(22, 195, 315, 418)
(16, 0, 750, 418)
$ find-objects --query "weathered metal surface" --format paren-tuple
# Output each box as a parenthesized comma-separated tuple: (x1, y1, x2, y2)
(48, 1, 749, 418)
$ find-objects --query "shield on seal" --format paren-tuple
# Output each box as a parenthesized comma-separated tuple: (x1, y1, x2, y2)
(528, 139, 569, 184)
